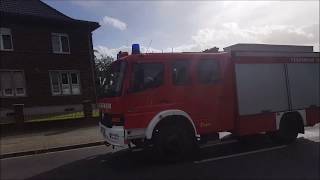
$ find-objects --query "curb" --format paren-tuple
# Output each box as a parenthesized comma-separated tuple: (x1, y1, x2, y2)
(1, 118, 99, 137)
(0, 141, 106, 160)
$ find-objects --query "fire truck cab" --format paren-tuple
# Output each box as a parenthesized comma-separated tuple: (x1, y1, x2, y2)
(98, 43, 319, 159)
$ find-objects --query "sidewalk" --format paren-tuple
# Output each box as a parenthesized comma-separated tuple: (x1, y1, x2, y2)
(0, 120, 106, 158)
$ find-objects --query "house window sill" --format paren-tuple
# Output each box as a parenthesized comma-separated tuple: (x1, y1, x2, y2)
(53, 51, 70, 55)
(0, 49, 14, 52)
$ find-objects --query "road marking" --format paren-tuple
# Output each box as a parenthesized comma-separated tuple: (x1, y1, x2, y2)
(131, 148, 144, 152)
(1, 145, 108, 160)
(194, 145, 287, 164)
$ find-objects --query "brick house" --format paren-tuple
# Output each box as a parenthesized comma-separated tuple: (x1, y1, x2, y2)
(0, 0, 100, 122)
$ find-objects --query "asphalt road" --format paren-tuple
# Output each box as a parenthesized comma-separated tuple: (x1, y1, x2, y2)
(1, 126, 319, 180)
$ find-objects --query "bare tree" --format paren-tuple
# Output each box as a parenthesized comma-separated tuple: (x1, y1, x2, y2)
(94, 49, 114, 97)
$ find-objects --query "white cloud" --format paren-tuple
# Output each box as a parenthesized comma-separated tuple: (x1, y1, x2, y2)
(101, 16, 127, 31)
(95, 21, 319, 58)
(148, 1, 319, 51)
(190, 23, 319, 51)
(89, 1, 318, 53)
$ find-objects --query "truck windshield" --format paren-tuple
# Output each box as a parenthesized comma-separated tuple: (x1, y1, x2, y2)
(101, 61, 126, 97)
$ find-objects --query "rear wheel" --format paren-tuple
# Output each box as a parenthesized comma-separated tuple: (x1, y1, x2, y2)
(268, 112, 301, 144)
(153, 119, 196, 162)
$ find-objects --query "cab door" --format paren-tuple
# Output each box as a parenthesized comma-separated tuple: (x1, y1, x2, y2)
(190, 58, 223, 133)
(124, 61, 167, 128)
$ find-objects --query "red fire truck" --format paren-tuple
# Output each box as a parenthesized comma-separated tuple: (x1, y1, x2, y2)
(98, 43, 319, 159)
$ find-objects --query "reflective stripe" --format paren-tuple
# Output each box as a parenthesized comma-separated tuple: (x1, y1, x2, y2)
(145, 109, 199, 139)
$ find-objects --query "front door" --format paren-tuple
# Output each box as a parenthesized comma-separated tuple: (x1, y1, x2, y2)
(125, 62, 166, 128)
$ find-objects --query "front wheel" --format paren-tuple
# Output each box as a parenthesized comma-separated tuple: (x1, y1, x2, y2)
(268, 112, 300, 144)
(153, 121, 196, 162)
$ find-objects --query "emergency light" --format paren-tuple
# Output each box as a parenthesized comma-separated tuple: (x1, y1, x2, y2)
(132, 44, 140, 54)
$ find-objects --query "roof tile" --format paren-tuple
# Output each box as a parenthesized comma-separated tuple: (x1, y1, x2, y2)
(0, 0, 73, 21)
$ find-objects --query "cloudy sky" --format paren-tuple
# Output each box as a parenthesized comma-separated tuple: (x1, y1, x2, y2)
(43, 0, 319, 57)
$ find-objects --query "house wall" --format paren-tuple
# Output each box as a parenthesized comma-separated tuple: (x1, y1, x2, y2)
(0, 20, 96, 110)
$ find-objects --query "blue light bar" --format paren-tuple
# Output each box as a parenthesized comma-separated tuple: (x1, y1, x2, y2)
(132, 44, 140, 54)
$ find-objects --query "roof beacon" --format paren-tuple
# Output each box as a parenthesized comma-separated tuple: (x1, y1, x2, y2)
(132, 44, 140, 54)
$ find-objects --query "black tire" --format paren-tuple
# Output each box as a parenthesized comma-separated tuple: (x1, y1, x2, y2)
(269, 112, 300, 144)
(153, 119, 196, 162)
(131, 139, 146, 148)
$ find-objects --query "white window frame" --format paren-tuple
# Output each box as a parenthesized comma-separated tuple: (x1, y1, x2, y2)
(70, 72, 81, 95)
(49, 70, 81, 96)
(0, 70, 27, 97)
(49, 71, 61, 96)
(51, 33, 70, 54)
(0, 28, 14, 51)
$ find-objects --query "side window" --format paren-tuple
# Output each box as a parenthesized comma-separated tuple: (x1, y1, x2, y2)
(0, 70, 26, 97)
(172, 61, 190, 85)
(50, 72, 61, 95)
(51, 33, 70, 54)
(0, 28, 13, 51)
(197, 60, 220, 84)
(60, 72, 71, 95)
(13, 71, 26, 96)
(0, 71, 13, 96)
(49, 71, 81, 96)
(70, 72, 81, 95)
(132, 63, 164, 92)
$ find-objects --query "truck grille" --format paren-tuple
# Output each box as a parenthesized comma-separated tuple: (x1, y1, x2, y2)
(100, 113, 124, 127)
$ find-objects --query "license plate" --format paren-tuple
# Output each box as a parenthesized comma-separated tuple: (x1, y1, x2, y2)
(109, 133, 119, 140)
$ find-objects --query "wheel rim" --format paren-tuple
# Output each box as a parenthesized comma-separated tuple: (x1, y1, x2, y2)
(163, 133, 184, 156)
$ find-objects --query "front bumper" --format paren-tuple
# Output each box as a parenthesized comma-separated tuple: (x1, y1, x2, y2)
(99, 123, 126, 146)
